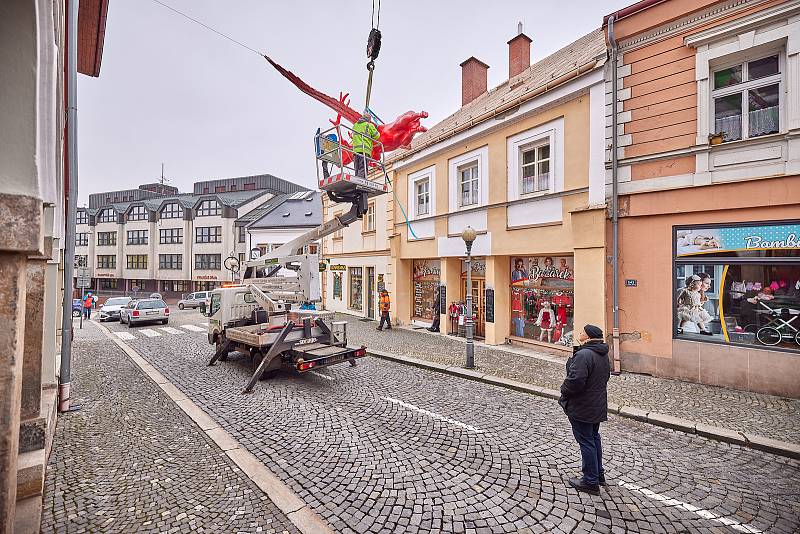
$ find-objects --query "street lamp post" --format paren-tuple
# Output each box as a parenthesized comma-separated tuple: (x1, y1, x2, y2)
(461, 226, 477, 369)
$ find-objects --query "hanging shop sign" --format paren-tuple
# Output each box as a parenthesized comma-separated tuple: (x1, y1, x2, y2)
(676, 222, 800, 257)
(330, 264, 348, 272)
(377, 273, 385, 292)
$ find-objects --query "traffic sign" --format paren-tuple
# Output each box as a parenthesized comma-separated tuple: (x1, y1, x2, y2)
(76, 277, 91, 288)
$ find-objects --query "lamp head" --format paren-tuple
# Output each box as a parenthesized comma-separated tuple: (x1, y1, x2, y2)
(461, 226, 477, 245)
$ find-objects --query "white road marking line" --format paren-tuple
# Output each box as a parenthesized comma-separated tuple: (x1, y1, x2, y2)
(617, 481, 763, 533)
(381, 396, 484, 434)
(113, 332, 135, 340)
(139, 329, 161, 338)
(160, 327, 183, 335)
(180, 324, 205, 332)
(311, 371, 334, 381)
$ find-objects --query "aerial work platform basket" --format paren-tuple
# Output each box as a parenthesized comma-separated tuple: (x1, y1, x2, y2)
(314, 123, 388, 199)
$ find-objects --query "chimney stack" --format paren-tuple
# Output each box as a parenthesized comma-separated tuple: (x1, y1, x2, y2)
(507, 22, 532, 79)
(460, 56, 490, 107)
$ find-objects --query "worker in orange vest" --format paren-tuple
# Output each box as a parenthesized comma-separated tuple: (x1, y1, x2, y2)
(377, 289, 392, 331)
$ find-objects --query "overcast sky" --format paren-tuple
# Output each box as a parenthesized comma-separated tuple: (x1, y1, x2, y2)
(77, 0, 630, 205)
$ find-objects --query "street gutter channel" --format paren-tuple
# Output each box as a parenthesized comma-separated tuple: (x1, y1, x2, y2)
(368, 348, 800, 461)
(94, 322, 334, 534)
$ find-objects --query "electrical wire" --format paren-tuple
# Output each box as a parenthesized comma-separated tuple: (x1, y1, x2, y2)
(150, 0, 263, 57)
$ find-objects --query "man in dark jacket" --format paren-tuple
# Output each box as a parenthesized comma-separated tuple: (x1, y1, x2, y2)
(560, 324, 611, 496)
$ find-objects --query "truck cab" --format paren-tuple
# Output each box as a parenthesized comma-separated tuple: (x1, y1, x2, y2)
(206, 286, 260, 346)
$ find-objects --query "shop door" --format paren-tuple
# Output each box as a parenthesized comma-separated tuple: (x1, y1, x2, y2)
(366, 267, 376, 319)
(462, 278, 486, 338)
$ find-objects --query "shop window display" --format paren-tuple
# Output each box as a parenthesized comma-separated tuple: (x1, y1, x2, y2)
(510, 256, 574, 346)
(349, 267, 363, 310)
(413, 260, 440, 322)
(674, 223, 800, 351)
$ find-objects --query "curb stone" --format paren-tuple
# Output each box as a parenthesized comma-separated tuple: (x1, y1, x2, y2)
(369, 348, 800, 460)
(95, 321, 335, 534)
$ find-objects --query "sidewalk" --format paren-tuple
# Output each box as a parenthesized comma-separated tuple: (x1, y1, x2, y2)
(41, 320, 300, 534)
(342, 315, 800, 448)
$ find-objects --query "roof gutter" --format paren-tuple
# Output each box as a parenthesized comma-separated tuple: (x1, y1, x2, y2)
(391, 59, 601, 165)
(602, 0, 668, 28)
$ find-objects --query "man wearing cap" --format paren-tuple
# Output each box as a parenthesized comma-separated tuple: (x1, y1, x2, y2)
(559, 324, 611, 496)
(352, 112, 379, 178)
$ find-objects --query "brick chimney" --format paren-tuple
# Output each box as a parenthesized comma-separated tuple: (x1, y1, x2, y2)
(460, 56, 490, 107)
(508, 22, 532, 79)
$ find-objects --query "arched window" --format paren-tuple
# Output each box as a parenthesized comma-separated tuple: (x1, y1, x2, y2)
(127, 205, 148, 221)
(196, 200, 221, 217)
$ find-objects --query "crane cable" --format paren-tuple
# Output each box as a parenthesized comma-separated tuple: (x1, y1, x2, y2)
(364, 0, 382, 111)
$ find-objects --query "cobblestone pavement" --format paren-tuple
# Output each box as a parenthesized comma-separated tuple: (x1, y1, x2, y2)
(340, 316, 800, 445)
(100, 310, 800, 533)
(41, 318, 299, 534)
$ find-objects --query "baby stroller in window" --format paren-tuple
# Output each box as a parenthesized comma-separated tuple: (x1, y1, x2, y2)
(750, 300, 800, 346)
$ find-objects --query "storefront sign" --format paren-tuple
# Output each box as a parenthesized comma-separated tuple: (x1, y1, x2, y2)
(511, 256, 573, 286)
(413, 259, 440, 321)
(330, 264, 348, 272)
(676, 222, 800, 257)
(439, 285, 446, 314)
(485, 288, 494, 323)
(196, 275, 218, 280)
(461, 259, 486, 277)
(95, 272, 115, 278)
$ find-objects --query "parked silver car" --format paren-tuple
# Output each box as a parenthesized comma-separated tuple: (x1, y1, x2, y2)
(120, 299, 170, 327)
(98, 296, 132, 322)
(177, 291, 210, 310)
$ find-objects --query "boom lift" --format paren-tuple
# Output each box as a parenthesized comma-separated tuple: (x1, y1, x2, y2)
(206, 125, 387, 393)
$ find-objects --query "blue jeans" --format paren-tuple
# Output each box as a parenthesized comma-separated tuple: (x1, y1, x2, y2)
(569, 418, 603, 485)
(83, 306, 91, 319)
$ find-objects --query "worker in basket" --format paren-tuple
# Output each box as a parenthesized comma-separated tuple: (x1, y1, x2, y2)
(352, 110, 379, 178)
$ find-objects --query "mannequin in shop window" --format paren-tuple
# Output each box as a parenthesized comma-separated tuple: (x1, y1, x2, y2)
(536, 300, 555, 342)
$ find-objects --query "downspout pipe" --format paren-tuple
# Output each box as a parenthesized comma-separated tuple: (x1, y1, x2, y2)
(608, 15, 621, 374)
(59, 0, 79, 412)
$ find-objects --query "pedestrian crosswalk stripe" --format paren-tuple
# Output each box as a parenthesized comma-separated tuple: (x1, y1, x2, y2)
(139, 329, 161, 337)
(381, 396, 484, 434)
(617, 481, 762, 533)
(113, 332, 135, 340)
(160, 327, 183, 335)
(180, 324, 205, 332)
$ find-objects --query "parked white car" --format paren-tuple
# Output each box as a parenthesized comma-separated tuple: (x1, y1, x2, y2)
(120, 299, 170, 327)
(177, 291, 210, 310)
(97, 296, 132, 322)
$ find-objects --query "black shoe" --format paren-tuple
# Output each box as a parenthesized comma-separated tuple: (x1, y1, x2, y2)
(700, 330, 713, 336)
(376, 328, 382, 331)
(599, 473, 607, 486)
(568, 478, 600, 496)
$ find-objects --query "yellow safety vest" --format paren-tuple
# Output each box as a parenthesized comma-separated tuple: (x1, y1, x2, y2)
(352, 119, 379, 156)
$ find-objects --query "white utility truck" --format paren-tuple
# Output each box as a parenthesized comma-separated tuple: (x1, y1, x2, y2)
(206, 125, 388, 393)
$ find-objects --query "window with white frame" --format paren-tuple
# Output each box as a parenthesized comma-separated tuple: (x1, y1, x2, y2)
(415, 178, 430, 216)
(76, 211, 88, 225)
(712, 53, 781, 143)
(363, 202, 375, 232)
(458, 162, 479, 207)
(520, 142, 550, 194)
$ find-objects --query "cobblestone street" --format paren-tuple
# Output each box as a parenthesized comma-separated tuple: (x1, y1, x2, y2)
(41, 319, 299, 534)
(74, 309, 800, 533)
(345, 315, 800, 445)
